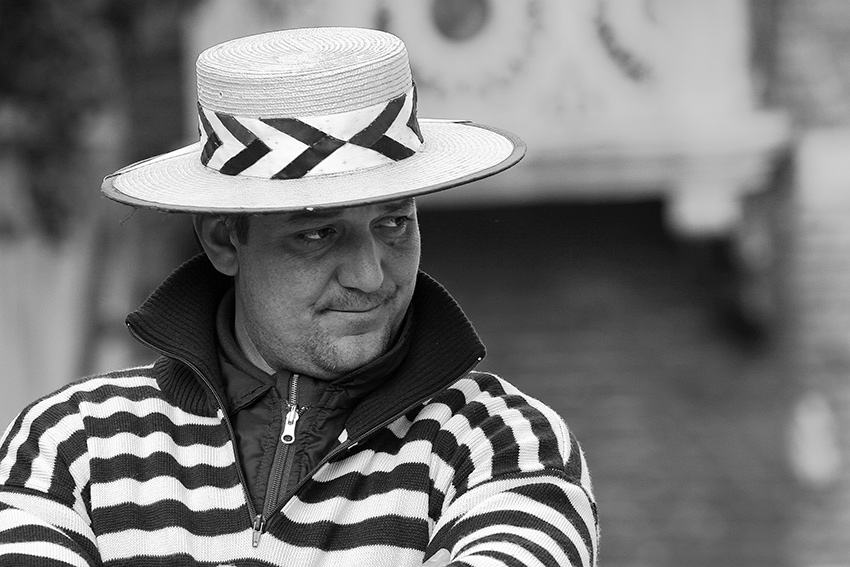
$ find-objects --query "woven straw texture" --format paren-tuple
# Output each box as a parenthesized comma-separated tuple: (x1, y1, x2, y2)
(102, 27, 525, 212)
(197, 27, 411, 117)
(104, 120, 523, 212)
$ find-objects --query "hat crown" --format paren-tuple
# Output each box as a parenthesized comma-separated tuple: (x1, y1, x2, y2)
(196, 27, 412, 118)
(103, 26, 523, 213)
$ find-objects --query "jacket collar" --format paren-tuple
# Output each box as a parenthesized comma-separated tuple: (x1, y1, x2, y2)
(126, 254, 485, 431)
(215, 286, 414, 413)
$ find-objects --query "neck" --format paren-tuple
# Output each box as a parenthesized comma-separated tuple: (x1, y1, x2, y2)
(234, 304, 276, 375)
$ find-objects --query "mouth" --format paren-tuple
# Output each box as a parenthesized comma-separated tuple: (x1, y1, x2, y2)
(320, 302, 390, 336)
(325, 304, 382, 314)
(321, 292, 394, 315)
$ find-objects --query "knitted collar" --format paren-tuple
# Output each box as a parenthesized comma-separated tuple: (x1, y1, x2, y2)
(215, 286, 414, 413)
(126, 254, 485, 434)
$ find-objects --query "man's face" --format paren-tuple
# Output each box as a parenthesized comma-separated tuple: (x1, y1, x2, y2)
(231, 198, 420, 379)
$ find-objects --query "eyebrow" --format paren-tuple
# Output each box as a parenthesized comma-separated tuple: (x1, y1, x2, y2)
(284, 198, 415, 224)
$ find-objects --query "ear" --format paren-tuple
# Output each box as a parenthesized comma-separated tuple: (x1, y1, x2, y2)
(193, 215, 239, 276)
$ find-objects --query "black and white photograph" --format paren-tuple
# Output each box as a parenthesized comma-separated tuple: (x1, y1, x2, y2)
(1, 1, 848, 565)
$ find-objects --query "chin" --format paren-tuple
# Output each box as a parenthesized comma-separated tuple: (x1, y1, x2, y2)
(317, 332, 391, 376)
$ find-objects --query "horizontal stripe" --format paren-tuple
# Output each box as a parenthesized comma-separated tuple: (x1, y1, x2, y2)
(267, 513, 428, 551)
(0, 375, 160, 484)
(87, 432, 234, 468)
(85, 413, 224, 447)
(92, 476, 244, 512)
(347, 419, 438, 457)
(283, 488, 428, 525)
(316, 438, 434, 481)
(0, 491, 96, 542)
(298, 462, 430, 504)
(0, 542, 90, 567)
(0, 525, 81, 550)
(80, 397, 220, 427)
(435, 473, 565, 528)
(98, 525, 428, 564)
(92, 500, 247, 537)
(0, 507, 94, 566)
(100, 532, 426, 567)
(90, 452, 235, 489)
(276, 545, 425, 567)
(0, 365, 597, 565)
(97, 526, 250, 563)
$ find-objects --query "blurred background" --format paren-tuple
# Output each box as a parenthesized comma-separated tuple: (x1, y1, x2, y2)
(2, 0, 850, 565)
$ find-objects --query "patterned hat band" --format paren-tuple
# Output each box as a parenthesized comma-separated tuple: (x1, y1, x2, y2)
(197, 85, 423, 180)
(102, 28, 524, 213)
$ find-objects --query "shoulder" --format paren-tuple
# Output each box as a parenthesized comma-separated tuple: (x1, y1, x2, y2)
(430, 371, 579, 470)
(441, 371, 569, 435)
(0, 364, 163, 491)
(17, 364, 160, 418)
(418, 371, 595, 502)
(0, 364, 162, 447)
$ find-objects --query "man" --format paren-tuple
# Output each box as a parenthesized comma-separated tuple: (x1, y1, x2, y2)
(0, 27, 598, 566)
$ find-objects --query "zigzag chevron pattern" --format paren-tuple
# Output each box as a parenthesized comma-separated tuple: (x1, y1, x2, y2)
(198, 87, 424, 180)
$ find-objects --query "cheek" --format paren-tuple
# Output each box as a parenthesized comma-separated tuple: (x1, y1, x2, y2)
(387, 231, 421, 280)
(237, 261, 312, 322)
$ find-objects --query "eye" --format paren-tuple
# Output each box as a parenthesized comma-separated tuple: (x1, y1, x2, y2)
(295, 226, 337, 244)
(375, 215, 412, 234)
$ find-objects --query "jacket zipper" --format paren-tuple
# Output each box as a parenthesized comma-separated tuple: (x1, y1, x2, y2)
(254, 373, 302, 547)
(284, 357, 484, 503)
(131, 321, 482, 547)
(126, 325, 262, 543)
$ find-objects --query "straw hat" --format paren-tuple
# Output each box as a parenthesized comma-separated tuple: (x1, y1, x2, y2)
(101, 27, 525, 213)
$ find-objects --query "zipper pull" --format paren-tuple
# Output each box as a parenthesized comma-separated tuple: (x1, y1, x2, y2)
(252, 514, 265, 547)
(281, 404, 299, 444)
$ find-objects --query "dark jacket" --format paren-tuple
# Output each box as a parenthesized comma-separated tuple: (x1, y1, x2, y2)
(0, 254, 599, 566)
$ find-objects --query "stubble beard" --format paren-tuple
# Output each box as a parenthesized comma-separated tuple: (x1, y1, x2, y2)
(304, 285, 405, 377)
(300, 319, 397, 378)
(256, 326, 391, 380)
(253, 284, 412, 379)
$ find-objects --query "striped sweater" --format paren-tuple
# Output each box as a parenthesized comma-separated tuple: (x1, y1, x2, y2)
(0, 256, 598, 566)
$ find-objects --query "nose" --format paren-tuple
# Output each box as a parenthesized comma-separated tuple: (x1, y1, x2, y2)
(336, 230, 384, 293)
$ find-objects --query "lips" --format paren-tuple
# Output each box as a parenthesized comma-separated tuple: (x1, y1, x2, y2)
(322, 301, 389, 336)
(325, 298, 388, 314)
(343, 306, 379, 313)
(320, 289, 395, 313)
(327, 305, 380, 313)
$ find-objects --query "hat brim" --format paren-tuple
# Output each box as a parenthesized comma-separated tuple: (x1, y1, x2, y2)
(101, 119, 525, 213)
